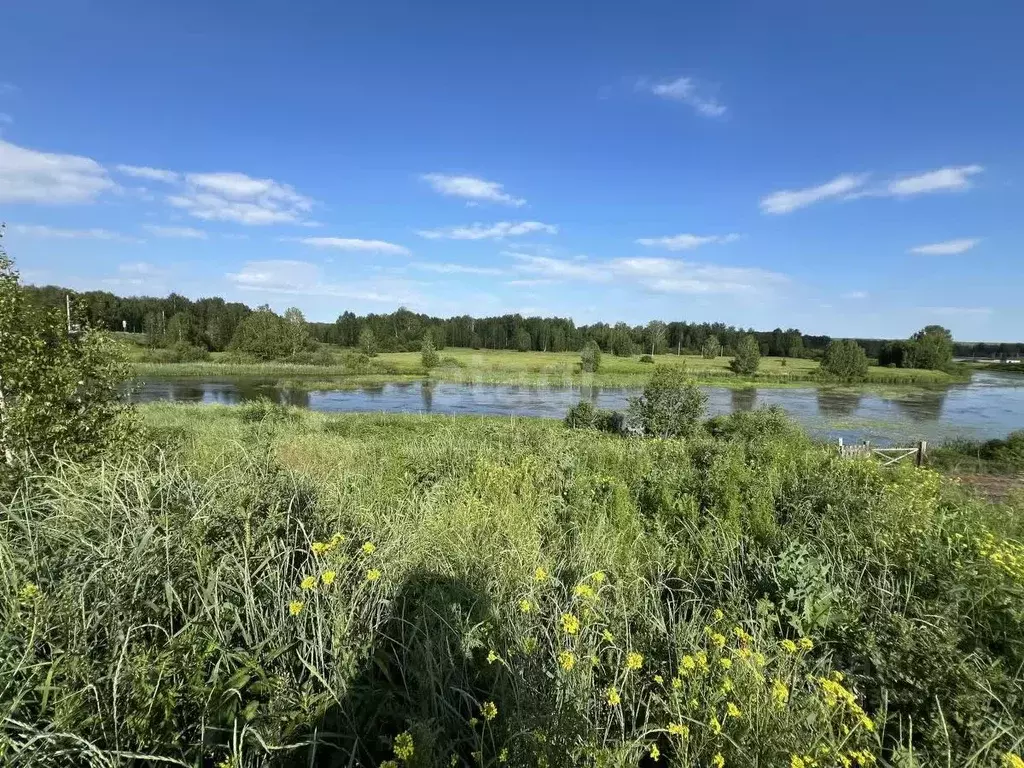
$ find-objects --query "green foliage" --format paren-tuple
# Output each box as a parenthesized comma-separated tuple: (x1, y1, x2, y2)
(645, 320, 667, 355)
(358, 326, 378, 357)
(579, 340, 601, 373)
(701, 335, 722, 359)
(514, 328, 532, 352)
(638, 354, 655, 363)
(283, 306, 314, 355)
(421, 332, 440, 369)
(0, 236, 132, 470)
(911, 325, 954, 370)
(228, 307, 295, 361)
(820, 339, 869, 381)
(168, 342, 210, 362)
(878, 340, 914, 368)
(164, 312, 206, 348)
(729, 334, 761, 375)
(628, 365, 707, 438)
(930, 430, 1024, 475)
(564, 399, 617, 431)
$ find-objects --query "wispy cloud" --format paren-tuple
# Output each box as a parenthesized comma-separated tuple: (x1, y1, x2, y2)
(0, 139, 116, 204)
(909, 238, 979, 256)
(885, 165, 983, 197)
(169, 171, 314, 225)
(640, 76, 726, 117)
(0, 82, 17, 95)
(116, 164, 180, 183)
(418, 221, 557, 240)
(292, 236, 411, 256)
(10, 223, 141, 242)
(636, 233, 739, 251)
(421, 173, 525, 207)
(760, 174, 868, 214)
(919, 306, 992, 317)
(119, 262, 166, 276)
(412, 262, 507, 276)
(143, 224, 207, 239)
(0, 113, 12, 125)
(227, 259, 420, 303)
(842, 290, 869, 300)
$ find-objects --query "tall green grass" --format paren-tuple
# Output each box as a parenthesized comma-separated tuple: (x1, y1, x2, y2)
(2, 405, 1022, 766)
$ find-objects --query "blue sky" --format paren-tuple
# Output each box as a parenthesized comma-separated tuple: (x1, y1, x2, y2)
(1, 1, 1021, 340)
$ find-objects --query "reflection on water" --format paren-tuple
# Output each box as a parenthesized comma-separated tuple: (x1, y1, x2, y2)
(128, 371, 1024, 444)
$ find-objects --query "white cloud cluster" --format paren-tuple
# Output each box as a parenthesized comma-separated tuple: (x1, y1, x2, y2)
(636, 233, 739, 250)
(168, 171, 314, 225)
(0, 139, 116, 204)
(143, 224, 208, 239)
(761, 165, 984, 214)
(421, 173, 525, 206)
(643, 76, 726, 117)
(418, 221, 557, 240)
(227, 259, 419, 303)
(293, 236, 411, 256)
(10, 223, 141, 242)
(412, 262, 507, 276)
(117, 164, 180, 183)
(909, 238, 979, 255)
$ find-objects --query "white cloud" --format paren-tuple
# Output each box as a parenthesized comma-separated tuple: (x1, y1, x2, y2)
(886, 165, 983, 197)
(418, 221, 558, 240)
(169, 171, 314, 225)
(760, 174, 867, 214)
(920, 306, 992, 317)
(0, 139, 116, 204)
(636, 233, 740, 250)
(116, 164, 180, 183)
(293, 236, 411, 256)
(421, 173, 525, 207)
(0, 82, 17, 95)
(0, 113, 12, 125)
(10, 223, 141, 242)
(143, 224, 207, 239)
(643, 76, 726, 117)
(909, 238, 979, 255)
(506, 278, 556, 287)
(510, 254, 610, 282)
(227, 259, 420, 303)
(842, 291, 869, 300)
(413, 262, 507, 276)
(119, 262, 165, 275)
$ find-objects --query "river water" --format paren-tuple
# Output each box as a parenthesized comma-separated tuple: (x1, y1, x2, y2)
(129, 371, 1024, 445)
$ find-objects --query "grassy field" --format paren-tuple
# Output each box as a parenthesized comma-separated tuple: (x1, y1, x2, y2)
(3, 402, 1022, 766)
(128, 346, 967, 390)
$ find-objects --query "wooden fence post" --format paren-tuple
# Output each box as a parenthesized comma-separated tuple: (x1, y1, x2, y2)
(916, 440, 927, 467)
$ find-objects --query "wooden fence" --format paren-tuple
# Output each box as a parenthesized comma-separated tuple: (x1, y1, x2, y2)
(837, 438, 928, 467)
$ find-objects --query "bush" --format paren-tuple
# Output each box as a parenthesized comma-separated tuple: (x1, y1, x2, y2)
(729, 334, 761, 375)
(564, 400, 623, 433)
(930, 430, 1024, 474)
(580, 340, 602, 373)
(168, 342, 210, 363)
(438, 355, 465, 369)
(358, 327, 378, 357)
(639, 354, 655, 364)
(284, 347, 336, 366)
(421, 333, 440, 370)
(228, 308, 294, 361)
(628, 365, 707, 438)
(820, 339, 869, 381)
(706, 406, 803, 443)
(701, 335, 722, 359)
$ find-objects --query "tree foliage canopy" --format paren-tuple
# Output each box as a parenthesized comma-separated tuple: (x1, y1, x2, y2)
(729, 335, 761, 375)
(821, 339, 869, 381)
(628, 365, 707, 438)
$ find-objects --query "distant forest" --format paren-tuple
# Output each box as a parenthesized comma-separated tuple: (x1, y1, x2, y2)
(22, 283, 1024, 361)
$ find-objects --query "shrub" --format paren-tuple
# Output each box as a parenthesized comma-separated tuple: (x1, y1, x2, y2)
(168, 342, 210, 363)
(820, 339, 869, 381)
(358, 327, 378, 357)
(729, 334, 761, 375)
(285, 347, 335, 366)
(228, 307, 294, 361)
(580, 340, 602, 373)
(639, 354, 655, 364)
(628, 365, 707, 438)
(438, 355, 465, 369)
(421, 333, 440, 370)
(701, 335, 722, 359)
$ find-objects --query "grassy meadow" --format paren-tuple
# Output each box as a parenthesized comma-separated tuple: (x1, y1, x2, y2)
(128, 345, 967, 390)
(2, 402, 1023, 766)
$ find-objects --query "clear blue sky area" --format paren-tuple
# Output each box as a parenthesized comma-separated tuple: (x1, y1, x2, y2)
(2, 0, 1021, 339)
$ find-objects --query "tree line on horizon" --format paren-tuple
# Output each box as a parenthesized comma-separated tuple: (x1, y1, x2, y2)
(20, 283, 1022, 363)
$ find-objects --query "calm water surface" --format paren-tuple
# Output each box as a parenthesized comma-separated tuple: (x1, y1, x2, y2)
(129, 371, 1024, 445)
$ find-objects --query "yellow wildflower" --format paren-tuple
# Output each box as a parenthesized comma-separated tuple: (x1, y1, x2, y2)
(753, 651, 766, 667)
(498, 748, 509, 763)
(602, 629, 615, 643)
(311, 541, 330, 556)
(713, 608, 724, 621)
(667, 722, 689, 738)
(654, 674, 664, 685)
(19, 583, 40, 601)
(726, 702, 742, 719)
(522, 636, 537, 654)
(696, 651, 709, 671)
(735, 647, 753, 661)
(680, 655, 696, 674)
(606, 686, 621, 706)
(671, 677, 682, 690)
(710, 632, 726, 649)
(534, 566, 548, 582)
(771, 678, 790, 707)
(487, 649, 499, 664)
(719, 657, 732, 670)
(288, 600, 304, 616)
(518, 598, 532, 613)
(593, 571, 606, 583)
(860, 714, 875, 732)
(709, 714, 722, 734)
(469, 717, 479, 727)
(721, 676, 734, 694)
(626, 651, 644, 671)
(649, 743, 661, 762)
(300, 575, 316, 590)
(366, 568, 382, 582)
(781, 639, 798, 654)
(561, 613, 580, 635)
(799, 637, 814, 651)
(393, 731, 414, 761)
(380, 762, 398, 768)
(792, 757, 806, 768)
(733, 626, 752, 643)
(712, 753, 725, 768)
(361, 541, 376, 555)
(321, 570, 337, 586)
(558, 650, 577, 671)
(481, 701, 498, 721)
(574, 583, 597, 601)
(1002, 755, 1024, 768)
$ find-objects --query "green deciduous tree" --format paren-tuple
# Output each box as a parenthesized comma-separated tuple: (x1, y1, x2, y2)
(0, 233, 131, 468)
(820, 339, 869, 381)
(284, 306, 313, 355)
(228, 306, 293, 361)
(628, 365, 707, 438)
(515, 328, 532, 352)
(729, 335, 761, 375)
(421, 331, 439, 369)
(580, 340, 602, 373)
(910, 325, 954, 370)
(359, 326, 378, 357)
(645, 320, 667, 355)
(701, 335, 722, 359)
